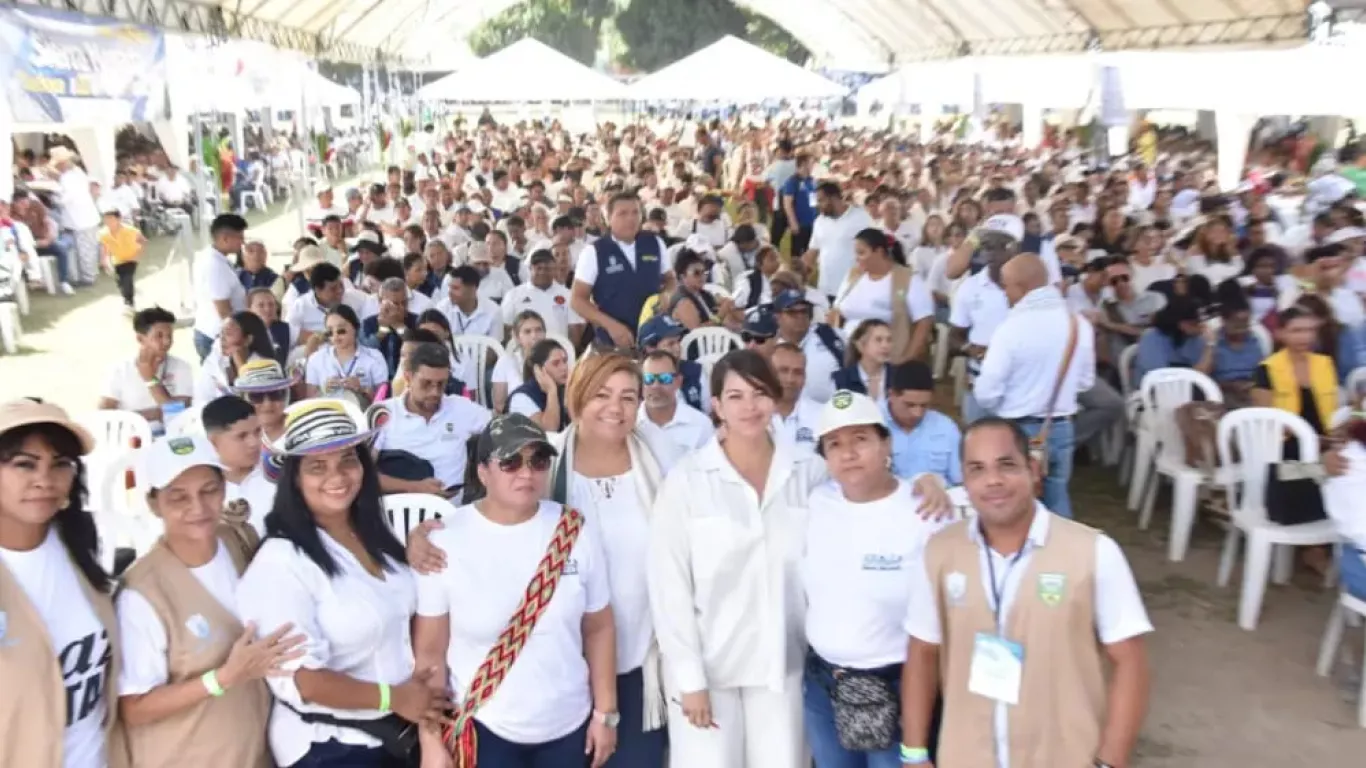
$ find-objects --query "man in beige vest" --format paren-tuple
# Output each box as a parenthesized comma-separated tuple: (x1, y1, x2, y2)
(898, 417, 1151, 768)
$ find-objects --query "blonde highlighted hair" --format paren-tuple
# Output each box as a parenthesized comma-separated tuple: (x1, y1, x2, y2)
(564, 351, 642, 421)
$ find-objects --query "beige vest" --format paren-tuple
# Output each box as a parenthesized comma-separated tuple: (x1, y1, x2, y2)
(841, 263, 921, 363)
(924, 514, 1107, 768)
(121, 527, 272, 768)
(0, 542, 129, 768)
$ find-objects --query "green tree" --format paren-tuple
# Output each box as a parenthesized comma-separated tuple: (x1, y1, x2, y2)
(468, 0, 601, 65)
(741, 10, 808, 64)
(615, 0, 809, 71)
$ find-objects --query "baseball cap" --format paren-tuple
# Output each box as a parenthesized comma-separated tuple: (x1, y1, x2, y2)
(772, 289, 813, 312)
(638, 316, 687, 348)
(474, 413, 558, 465)
(816, 390, 890, 444)
(0, 399, 94, 454)
(743, 310, 778, 339)
(145, 434, 225, 491)
(980, 214, 1024, 242)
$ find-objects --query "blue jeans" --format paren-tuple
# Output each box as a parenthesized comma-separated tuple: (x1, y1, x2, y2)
(1017, 417, 1076, 519)
(37, 241, 70, 285)
(288, 740, 386, 767)
(604, 667, 667, 767)
(802, 654, 902, 768)
(961, 390, 990, 425)
(1341, 547, 1366, 600)
(474, 717, 589, 767)
(194, 330, 215, 363)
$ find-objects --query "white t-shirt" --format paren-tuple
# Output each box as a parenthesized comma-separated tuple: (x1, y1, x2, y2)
(193, 249, 247, 338)
(491, 351, 525, 393)
(507, 392, 545, 418)
(475, 267, 517, 304)
(155, 174, 193, 205)
(415, 502, 611, 744)
(59, 167, 101, 230)
(810, 205, 875, 297)
(0, 530, 109, 768)
(499, 283, 582, 337)
(371, 394, 492, 488)
(117, 542, 240, 695)
(802, 480, 952, 668)
(570, 471, 653, 673)
(835, 270, 935, 337)
(1128, 259, 1178, 295)
(102, 356, 194, 411)
(304, 346, 391, 394)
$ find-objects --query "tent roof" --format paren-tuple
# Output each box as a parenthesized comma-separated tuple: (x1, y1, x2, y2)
(417, 38, 628, 102)
(628, 35, 846, 102)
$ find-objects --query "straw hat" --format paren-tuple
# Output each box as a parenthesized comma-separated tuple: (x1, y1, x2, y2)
(231, 359, 300, 395)
(267, 399, 376, 458)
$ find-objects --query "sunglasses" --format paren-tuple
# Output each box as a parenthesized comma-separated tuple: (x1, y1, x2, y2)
(496, 448, 554, 474)
(642, 372, 676, 386)
(742, 333, 774, 344)
(246, 390, 287, 404)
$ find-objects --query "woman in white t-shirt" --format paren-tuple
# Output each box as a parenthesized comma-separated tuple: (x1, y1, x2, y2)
(909, 214, 947, 279)
(1126, 226, 1177, 294)
(193, 312, 277, 406)
(832, 228, 934, 363)
(412, 413, 619, 767)
(801, 391, 953, 768)
(235, 399, 446, 767)
(116, 434, 304, 767)
(0, 399, 120, 768)
(303, 305, 390, 407)
(1181, 215, 1244, 286)
(493, 310, 545, 413)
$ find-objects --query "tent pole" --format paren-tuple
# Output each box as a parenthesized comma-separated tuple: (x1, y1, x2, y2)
(297, 57, 312, 237)
(192, 110, 209, 248)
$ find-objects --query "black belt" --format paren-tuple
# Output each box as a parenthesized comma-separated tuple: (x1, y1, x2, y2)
(805, 648, 902, 682)
(1012, 415, 1071, 424)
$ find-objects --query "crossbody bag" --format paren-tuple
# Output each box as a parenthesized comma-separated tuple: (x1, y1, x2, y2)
(1031, 313, 1080, 493)
(441, 507, 586, 766)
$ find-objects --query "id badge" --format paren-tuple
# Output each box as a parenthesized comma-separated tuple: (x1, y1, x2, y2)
(808, 191, 819, 208)
(967, 632, 1024, 705)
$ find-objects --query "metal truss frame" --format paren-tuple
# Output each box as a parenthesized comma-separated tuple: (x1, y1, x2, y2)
(4, 0, 405, 63)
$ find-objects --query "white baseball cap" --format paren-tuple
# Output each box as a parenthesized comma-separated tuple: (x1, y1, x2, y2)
(145, 434, 225, 491)
(980, 214, 1025, 242)
(815, 390, 889, 446)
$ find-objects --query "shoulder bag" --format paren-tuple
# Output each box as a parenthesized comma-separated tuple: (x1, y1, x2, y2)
(1031, 313, 1079, 494)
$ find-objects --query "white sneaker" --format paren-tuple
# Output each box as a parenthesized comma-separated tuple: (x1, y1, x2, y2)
(60, 282, 74, 295)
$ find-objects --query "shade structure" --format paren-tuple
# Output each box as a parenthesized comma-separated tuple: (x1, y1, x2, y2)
(417, 38, 628, 103)
(627, 35, 847, 103)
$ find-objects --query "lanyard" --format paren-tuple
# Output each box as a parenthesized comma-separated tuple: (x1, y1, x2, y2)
(333, 349, 359, 382)
(984, 546, 1026, 630)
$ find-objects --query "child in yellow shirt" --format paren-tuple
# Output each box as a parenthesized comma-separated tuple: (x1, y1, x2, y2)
(98, 209, 145, 309)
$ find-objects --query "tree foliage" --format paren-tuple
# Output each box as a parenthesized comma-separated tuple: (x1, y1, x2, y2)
(468, 0, 601, 65)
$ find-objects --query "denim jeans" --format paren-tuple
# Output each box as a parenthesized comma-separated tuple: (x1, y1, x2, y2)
(37, 241, 70, 285)
(288, 740, 386, 767)
(1017, 417, 1076, 519)
(473, 717, 589, 767)
(802, 656, 903, 768)
(961, 389, 990, 425)
(1341, 547, 1366, 601)
(604, 667, 667, 768)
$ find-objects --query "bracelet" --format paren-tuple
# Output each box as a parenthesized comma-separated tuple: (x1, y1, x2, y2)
(145, 377, 161, 388)
(899, 744, 929, 764)
(201, 670, 225, 697)
(377, 682, 391, 713)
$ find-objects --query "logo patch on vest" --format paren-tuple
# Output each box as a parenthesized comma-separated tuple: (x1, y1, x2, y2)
(945, 571, 967, 606)
(185, 614, 211, 639)
(1037, 573, 1066, 606)
(605, 259, 625, 274)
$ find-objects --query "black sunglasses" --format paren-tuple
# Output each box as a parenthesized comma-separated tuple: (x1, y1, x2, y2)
(246, 390, 287, 404)
(496, 448, 555, 474)
(742, 332, 774, 344)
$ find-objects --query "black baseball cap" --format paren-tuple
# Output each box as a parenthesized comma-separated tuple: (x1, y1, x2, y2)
(474, 414, 558, 465)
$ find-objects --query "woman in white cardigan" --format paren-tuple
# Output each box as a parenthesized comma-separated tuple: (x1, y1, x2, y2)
(646, 351, 949, 767)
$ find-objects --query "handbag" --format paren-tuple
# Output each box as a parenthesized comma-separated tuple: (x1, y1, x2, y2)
(1030, 312, 1080, 493)
(280, 704, 419, 768)
(830, 670, 900, 752)
(442, 507, 585, 766)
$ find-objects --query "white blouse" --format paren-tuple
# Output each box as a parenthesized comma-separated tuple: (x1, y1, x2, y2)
(304, 346, 391, 393)
(236, 535, 416, 767)
(571, 470, 653, 674)
(647, 438, 827, 694)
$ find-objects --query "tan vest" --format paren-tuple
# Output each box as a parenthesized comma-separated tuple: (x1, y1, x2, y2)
(841, 263, 921, 363)
(121, 527, 272, 768)
(924, 514, 1107, 768)
(0, 543, 129, 768)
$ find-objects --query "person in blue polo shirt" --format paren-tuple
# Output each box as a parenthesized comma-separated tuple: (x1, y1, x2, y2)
(780, 153, 819, 258)
(639, 314, 709, 413)
(571, 192, 667, 347)
(883, 360, 962, 484)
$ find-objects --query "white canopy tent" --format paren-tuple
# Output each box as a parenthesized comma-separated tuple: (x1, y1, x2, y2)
(417, 38, 628, 102)
(627, 35, 846, 103)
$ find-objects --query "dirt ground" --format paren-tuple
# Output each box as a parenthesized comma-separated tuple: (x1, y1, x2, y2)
(6, 195, 1366, 765)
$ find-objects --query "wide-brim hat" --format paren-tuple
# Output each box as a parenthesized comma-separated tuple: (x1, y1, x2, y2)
(267, 398, 377, 458)
(0, 399, 95, 455)
(231, 359, 300, 394)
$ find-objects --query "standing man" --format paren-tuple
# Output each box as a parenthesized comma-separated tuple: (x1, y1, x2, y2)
(51, 146, 102, 285)
(804, 181, 874, 303)
(884, 361, 962, 484)
(192, 213, 249, 361)
(780, 151, 818, 260)
(972, 254, 1094, 519)
(570, 192, 666, 347)
(899, 417, 1151, 768)
(765, 139, 797, 248)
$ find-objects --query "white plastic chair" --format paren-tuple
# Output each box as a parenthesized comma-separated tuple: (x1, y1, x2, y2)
(38, 255, 58, 294)
(0, 302, 20, 353)
(682, 326, 743, 360)
(1250, 324, 1273, 357)
(1135, 369, 1229, 563)
(1115, 344, 1140, 487)
(1215, 407, 1338, 630)
(12, 275, 29, 316)
(90, 448, 160, 572)
(1129, 368, 1220, 514)
(383, 493, 458, 543)
(239, 188, 264, 212)
(77, 411, 153, 457)
(1344, 367, 1366, 407)
(450, 334, 508, 410)
(1316, 588, 1366, 727)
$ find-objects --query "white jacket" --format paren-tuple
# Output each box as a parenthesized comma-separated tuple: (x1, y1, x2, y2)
(647, 437, 827, 694)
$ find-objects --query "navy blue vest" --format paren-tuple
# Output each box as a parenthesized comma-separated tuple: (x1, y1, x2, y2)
(361, 313, 417, 380)
(811, 324, 846, 366)
(831, 363, 890, 395)
(590, 234, 662, 344)
(290, 273, 310, 297)
(238, 267, 279, 293)
(504, 255, 522, 287)
(268, 321, 291, 367)
(680, 360, 704, 411)
(509, 380, 570, 430)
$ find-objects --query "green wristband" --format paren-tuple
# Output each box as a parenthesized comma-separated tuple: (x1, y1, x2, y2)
(201, 670, 225, 697)
(899, 744, 929, 764)
(378, 682, 391, 713)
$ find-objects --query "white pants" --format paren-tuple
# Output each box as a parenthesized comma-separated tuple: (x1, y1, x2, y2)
(665, 672, 805, 768)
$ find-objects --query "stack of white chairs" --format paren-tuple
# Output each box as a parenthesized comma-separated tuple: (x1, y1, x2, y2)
(451, 335, 508, 410)
(76, 411, 155, 572)
(383, 493, 458, 543)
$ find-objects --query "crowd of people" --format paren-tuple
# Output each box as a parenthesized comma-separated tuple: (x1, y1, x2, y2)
(9, 111, 1366, 768)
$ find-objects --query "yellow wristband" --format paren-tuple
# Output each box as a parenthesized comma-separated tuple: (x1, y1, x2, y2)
(201, 670, 225, 697)
(378, 682, 391, 713)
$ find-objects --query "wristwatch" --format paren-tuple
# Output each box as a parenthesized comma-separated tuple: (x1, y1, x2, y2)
(592, 710, 620, 729)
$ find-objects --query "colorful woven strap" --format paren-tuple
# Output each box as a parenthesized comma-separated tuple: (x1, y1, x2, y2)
(443, 507, 585, 766)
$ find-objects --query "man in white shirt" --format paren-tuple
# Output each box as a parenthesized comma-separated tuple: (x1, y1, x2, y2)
(879, 197, 919, 255)
(500, 250, 584, 339)
(51, 146, 103, 284)
(770, 342, 824, 455)
(98, 306, 193, 423)
(771, 290, 845, 404)
(638, 350, 714, 454)
(154, 165, 194, 210)
(674, 194, 730, 249)
(192, 214, 249, 361)
(437, 264, 505, 341)
(202, 395, 276, 535)
(805, 181, 874, 300)
(467, 242, 515, 304)
(111, 170, 142, 221)
(373, 343, 492, 498)
(306, 183, 347, 233)
(285, 257, 347, 345)
(360, 183, 397, 228)
(972, 255, 1095, 519)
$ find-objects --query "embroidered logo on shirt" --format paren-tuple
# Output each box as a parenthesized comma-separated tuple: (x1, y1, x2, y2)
(605, 259, 625, 275)
(1037, 573, 1066, 607)
(861, 554, 903, 571)
(795, 427, 814, 444)
(185, 614, 211, 639)
(945, 571, 967, 607)
(168, 437, 195, 456)
(562, 558, 580, 576)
